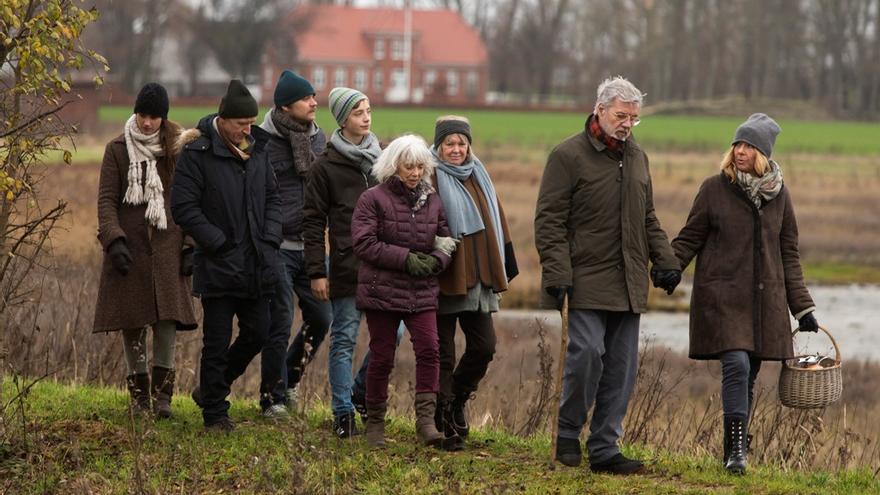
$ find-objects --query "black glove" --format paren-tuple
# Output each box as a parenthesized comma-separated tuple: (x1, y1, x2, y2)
(180, 247, 194, 276)
(213, 238, 235, 256)
(405, 252, 438, 277)
(107, 238, 132, 275)
(545, 285, 572, 312)
(798, 312, 819, 333)
(651, 267, 682, 295)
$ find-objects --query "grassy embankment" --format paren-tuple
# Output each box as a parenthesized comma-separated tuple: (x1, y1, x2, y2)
(1, 379, 877, 494)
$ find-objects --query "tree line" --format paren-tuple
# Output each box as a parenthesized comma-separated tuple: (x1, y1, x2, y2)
(85, 0, 880, 119)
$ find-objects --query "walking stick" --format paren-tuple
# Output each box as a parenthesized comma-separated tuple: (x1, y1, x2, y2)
(549, 294, 569, 464)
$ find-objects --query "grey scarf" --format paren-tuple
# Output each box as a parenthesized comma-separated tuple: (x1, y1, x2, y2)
(736, 160, 783, 208)
(431, 146, 504, 262)
(266, 108, 317, 176)
(330, 128, 381, 176)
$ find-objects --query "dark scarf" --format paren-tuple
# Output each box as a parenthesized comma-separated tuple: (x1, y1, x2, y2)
(271, 109, 315, 176)
(389, 176, 434, 212)
(587, 114, 624, 154)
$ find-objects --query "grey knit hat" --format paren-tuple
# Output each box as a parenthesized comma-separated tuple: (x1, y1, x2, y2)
(732, 113, 781, 158)
(328, 87, 367, 127)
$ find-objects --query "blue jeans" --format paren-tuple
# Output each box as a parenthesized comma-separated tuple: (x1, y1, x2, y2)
(264, 249, 332, 409)
(328, 296, 405, 416)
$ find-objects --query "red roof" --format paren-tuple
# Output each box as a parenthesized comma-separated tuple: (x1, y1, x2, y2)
(292, 5, 487, 67)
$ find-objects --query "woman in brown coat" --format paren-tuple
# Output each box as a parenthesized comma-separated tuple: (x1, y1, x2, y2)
(93, 83, 197, 418)
(671, 113, 818, 475)
(430, 116, 518, 444)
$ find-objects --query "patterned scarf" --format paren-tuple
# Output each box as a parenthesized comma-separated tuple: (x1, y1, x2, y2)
(587, 114, 624, 154)
(329, 128, 381, 176)
(390, 176, 434, 212)
(736, 160, 784, 208)
(123, 114, 167, 229)
(269, 108, 316, 176)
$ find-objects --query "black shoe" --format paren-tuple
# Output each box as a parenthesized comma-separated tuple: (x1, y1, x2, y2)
(590, 453, 645, 475)
(351, 390, 368, 424)
(555, 436, 582, 467)
(450, 394, 470, 438)
(333, 412, 360, 439)
(723, 416, 748, 475)
(440, 433, 466, 452)
(191, 386, 203, 408)
(204, 416, 234, 434)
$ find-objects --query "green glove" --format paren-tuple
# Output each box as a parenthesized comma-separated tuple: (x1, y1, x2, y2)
(405, 252, 438, 277)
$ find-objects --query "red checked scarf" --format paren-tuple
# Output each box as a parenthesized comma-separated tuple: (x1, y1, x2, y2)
(587, 114, 625, 154)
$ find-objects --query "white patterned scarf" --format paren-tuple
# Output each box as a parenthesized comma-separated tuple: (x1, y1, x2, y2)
(736, 159, 783, 209)
(123, 114, 167, 229)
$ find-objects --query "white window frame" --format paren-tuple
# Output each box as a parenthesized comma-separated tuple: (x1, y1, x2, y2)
(313, 66, 326, 89)
(466, 70, 478, 94)
(354, 68, 367, 89)
(446, 70, 458, 96)
(374, 38, 385, 60)
(392, 39, 405, 60)
(334, 67, 347, 87)
(373, 69, 384, 91)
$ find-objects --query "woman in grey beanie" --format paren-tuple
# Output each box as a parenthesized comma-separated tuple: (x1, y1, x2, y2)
(669, 113, 818, 475)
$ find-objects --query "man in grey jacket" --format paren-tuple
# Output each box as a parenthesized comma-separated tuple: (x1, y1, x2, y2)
(258, 70, 333, 417)
(535, 76, 681, 474)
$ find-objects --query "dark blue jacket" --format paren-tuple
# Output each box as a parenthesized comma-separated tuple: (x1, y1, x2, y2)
(264, 123, 326, 242)
(171, 114, 282, 298)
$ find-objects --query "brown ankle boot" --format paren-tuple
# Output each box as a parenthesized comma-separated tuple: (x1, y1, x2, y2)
(151, 367, 175, 419)
(414, 393, 444, 447)
(365, 402, 387, 447)
(126, 373, 151, 415)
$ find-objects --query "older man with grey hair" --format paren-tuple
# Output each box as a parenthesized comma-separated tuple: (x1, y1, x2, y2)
(534, 76, 681, 474)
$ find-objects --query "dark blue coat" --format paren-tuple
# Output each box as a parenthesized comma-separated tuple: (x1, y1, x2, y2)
(171, 114, 282, 298)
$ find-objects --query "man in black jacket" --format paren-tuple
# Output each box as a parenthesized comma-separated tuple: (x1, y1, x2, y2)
(171, 80, 282, 432)
(258, 70, 333, 418)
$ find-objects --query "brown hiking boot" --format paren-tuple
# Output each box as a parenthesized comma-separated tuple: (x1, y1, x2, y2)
(365, 402, 387, 447)
(414, 393, 444, 447)
(151, 367, 175, 419)
(126, 373, 151, 415)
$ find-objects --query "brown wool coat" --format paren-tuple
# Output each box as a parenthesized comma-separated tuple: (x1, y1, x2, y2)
(93, 123, 198, 332)
(535, 126, 678, 313)
(672, 173, 815, 360)
(436, 176, 515, 297)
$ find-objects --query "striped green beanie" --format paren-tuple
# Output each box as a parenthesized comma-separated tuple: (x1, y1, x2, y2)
(329, 87, 367, 127)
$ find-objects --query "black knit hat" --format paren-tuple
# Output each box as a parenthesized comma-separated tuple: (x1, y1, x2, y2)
(133, 82, 169, 120)
(274, 70, 315, 108)
(433, 118, 472, 149)
(218, 79, 258, 119)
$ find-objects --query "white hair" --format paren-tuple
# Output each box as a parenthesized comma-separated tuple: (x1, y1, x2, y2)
(594, 76, 645, 112)
(371, 134, 435, 184)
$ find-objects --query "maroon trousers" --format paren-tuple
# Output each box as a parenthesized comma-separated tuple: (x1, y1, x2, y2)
(364, 310, 440, 405)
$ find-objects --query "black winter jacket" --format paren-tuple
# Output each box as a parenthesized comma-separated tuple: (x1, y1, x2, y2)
(171, 114, 282, 298)
(303, 142, 378, 299)
(264, 122, 326, 242)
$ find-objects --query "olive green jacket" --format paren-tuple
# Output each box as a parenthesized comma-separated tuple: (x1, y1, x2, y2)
(534, 123, 678, 313)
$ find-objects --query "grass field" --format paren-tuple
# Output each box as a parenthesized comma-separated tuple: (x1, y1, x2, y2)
(97, 105, 880, 155)
(1, 379, 877, 494)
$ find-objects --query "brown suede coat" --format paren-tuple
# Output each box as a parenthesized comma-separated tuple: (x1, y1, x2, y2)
(93, 122, 198, 332)
(672, 173, 814, 360)
(437, 176, 516, 297)
(535, 122, 678, 313)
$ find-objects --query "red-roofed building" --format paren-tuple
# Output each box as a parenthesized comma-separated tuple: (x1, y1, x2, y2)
(261, 4, 488, 106)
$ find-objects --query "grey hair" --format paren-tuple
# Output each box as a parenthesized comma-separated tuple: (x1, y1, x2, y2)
(371, 134, 436, 184)
(594, 76, 645, 112)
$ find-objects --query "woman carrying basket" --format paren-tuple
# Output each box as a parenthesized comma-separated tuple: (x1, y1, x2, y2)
(670, 113, 818, 475)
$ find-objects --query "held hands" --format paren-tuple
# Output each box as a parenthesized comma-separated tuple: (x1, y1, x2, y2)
(108, 238, 133, 275)
(651, 266, 682, 295)
(433, 235, 460, 257)
(405, 252, 440, 277)
(798, 312, 819, 333)
(545, 285, 572, 312)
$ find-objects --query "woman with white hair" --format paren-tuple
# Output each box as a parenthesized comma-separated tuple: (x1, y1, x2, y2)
(350, 134, 459, 450)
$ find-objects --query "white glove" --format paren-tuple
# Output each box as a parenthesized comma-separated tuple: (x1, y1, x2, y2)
(433, 235, 460, 257)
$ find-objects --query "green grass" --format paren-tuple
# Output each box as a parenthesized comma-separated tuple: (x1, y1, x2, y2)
(99, 105, 880, 155)
(2, 379, 878, 494)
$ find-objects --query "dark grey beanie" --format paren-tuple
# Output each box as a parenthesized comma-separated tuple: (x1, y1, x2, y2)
(732, 113, 781, 158)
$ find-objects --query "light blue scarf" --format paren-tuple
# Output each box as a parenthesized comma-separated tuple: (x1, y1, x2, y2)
(431, 146, 504, 262)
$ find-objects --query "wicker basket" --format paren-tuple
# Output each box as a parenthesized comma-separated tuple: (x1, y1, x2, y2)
(778, 325, 843, 409)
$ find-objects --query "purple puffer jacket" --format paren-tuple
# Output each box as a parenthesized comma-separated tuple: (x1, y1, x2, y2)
(351, 177, 452, 313)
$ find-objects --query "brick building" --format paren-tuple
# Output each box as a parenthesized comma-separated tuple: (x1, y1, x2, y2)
(261, 4, 488, 106)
